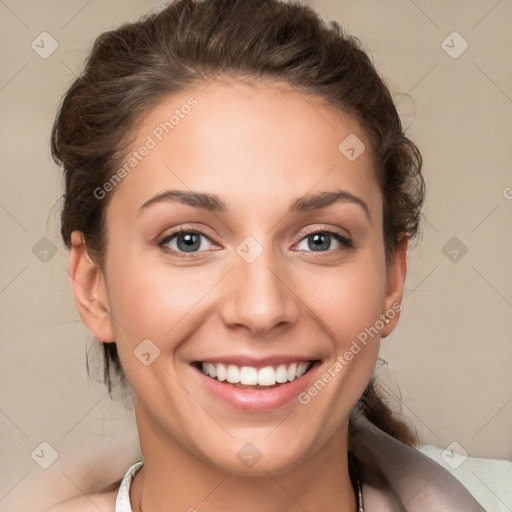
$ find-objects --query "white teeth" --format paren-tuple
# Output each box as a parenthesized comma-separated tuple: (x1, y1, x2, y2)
(226, 364, 240, 383)
(275, 364, 288, 383)
(258, 366, 276, 386)
(199, 360, 314, 386)
(287, 363, 297, 381)
(240, 366, 258, 385)
(296, 362, 308, 378)
(216, 363, 227, 382)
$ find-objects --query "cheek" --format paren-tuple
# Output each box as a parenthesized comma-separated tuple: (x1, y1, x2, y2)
(296, 256, 386, 401)
(105, 255, 223, 361)
(104, 265, 208, 406)
(297, 257, 386, 340)
(108, 269, 195, 336)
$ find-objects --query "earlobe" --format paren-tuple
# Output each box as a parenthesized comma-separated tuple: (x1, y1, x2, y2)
(69, 231, 115, 343)
(381, 237, 408, 338)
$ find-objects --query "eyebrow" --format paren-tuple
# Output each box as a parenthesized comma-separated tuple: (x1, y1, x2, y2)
(138, 188, 371, 222)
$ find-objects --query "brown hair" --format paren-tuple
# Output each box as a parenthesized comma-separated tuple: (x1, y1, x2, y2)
(51, 0, 423, 448)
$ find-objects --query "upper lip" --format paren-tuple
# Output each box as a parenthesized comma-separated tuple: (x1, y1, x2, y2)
(193, 355, 320, 369)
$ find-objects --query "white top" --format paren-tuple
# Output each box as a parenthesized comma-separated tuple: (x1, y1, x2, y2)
(115, 460, 143, 512)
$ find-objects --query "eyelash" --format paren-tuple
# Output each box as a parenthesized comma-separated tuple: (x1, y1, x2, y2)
(158, 227, 354, 259)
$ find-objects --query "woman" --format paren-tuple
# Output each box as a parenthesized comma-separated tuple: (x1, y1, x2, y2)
(48, 0, 485, 510)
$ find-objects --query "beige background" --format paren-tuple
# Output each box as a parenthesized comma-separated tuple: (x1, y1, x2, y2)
(1, 0, 511, 510)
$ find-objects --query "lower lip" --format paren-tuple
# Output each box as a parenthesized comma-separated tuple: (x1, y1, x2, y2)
(193, 362, 320, 411)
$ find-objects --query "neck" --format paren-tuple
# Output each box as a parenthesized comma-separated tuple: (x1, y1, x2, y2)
(129, 406, 357, 512)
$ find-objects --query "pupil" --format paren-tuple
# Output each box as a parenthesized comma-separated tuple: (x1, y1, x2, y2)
(309, 233, 330, 251)
(178, 233, 200, 252)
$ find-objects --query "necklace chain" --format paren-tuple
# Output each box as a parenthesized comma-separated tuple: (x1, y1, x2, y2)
(349, 452, 365, 512)
(355, 477, 365, 512)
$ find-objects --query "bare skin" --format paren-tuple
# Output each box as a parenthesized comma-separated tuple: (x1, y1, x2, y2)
(67, 79, 407, 512)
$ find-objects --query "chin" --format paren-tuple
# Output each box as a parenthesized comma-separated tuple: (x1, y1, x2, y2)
(197, 435, 315, 476)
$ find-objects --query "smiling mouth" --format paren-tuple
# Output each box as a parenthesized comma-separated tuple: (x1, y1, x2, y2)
(192, 360, 319, 389)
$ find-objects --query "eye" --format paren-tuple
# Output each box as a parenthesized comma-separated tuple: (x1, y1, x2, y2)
(159, 229, 217, 257)
(158, 227, 353, 259)
(295, 229, 353, 253)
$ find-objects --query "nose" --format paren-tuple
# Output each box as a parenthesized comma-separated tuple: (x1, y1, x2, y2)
(219, 244, 300, 337)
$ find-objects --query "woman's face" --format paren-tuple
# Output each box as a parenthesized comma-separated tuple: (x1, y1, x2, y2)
(73, 79, 406, 474)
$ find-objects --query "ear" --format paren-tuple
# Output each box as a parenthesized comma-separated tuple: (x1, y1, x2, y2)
(69, 231, 115, 343)
(381, 237, 408, 339)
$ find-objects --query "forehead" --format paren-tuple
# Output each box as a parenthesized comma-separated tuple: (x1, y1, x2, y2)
(107, 78, 381, 222)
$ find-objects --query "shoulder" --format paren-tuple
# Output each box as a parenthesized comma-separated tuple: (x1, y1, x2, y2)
(42, 489, 117, 512)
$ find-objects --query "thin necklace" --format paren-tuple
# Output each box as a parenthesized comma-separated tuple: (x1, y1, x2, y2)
(355, 474, 365, 511)
(349, 452, 365, 512)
